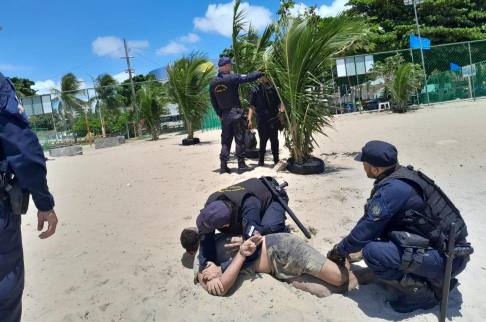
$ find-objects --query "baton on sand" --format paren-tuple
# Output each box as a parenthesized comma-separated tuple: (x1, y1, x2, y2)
(439, 223, 474, 322)
(260, 176, 311, 239)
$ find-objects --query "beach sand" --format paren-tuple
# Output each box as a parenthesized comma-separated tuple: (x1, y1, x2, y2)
(21, 100, 486, 321)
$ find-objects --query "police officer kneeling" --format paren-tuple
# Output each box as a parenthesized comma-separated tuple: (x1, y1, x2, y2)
(0, 72, 58, 322)
(209, 57, 262, 174)
(327, 141, 470, 313)
(195, 177, 290, 281)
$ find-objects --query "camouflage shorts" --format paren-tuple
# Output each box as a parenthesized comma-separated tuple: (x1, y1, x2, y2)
(265, 233, 326, 280)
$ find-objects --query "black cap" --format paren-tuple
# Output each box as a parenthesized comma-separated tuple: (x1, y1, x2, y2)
(218, 57, 236, 67)
(354, 141, 398, 167)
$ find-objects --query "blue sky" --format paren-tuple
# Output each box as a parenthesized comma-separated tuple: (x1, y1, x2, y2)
(0, 0, 347, 94)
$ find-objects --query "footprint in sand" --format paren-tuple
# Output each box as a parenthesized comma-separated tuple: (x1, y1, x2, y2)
(436, 139, 458, 145)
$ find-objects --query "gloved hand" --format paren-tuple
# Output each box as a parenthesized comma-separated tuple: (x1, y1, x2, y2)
(327, 244, 346, 265)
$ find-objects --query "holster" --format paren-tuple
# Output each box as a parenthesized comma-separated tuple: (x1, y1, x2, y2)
(234, 116, 248, 132)
(4, 176, 30, 215)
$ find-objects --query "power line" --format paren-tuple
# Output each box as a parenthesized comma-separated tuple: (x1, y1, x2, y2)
(45, 47, 124, 80)
(130, 48, 163, 67)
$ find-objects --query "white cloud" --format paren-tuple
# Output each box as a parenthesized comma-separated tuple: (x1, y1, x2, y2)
(194, 1, 272, 37)
(289, 0, 349, 18)
(32, 78, 89, 95)
(0, 63, 27, 71)
(156, 41, 187, 55)
(32, 79, 60, 95)
(112, 71, 130, 83)
(179, 33, 201, 43)
(92, 36, 150, 58)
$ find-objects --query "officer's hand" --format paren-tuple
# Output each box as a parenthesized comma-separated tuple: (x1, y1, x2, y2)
(247, 118, 253, 129)
(37, 209, 58, 239)
(206, 277, 224, 296)
(280, 115, 285, 125)
(218, 116, 222, 123)
(202, 262, 222, 281)
(327, 244, 346, 265)
(240, 235, 263, 257)
(225, 236, 244, 254)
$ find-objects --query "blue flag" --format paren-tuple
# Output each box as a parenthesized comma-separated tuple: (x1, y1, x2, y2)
(450, 63, 461, 71)
(409, 35, 431, 50)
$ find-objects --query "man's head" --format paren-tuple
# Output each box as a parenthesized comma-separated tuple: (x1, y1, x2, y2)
(218, 57, 236, 72)
(196, 199, 234, 234)
(354, 140, 398, 178)
(180, 228, 199, 255)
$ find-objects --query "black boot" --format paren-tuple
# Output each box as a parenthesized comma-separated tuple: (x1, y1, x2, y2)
(238, 159, 250, 174)
(427, 278, 458, 301)
(387, 274, 439, 313)
(258, 152, 265, 167)
(220, 160, 231, 174)
(273, 154, 279, 165)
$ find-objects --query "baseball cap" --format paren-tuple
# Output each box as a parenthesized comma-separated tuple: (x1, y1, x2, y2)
(218, 57, 236, 67)
(196, 200, 231, 234)
(354, 140, 398, 167)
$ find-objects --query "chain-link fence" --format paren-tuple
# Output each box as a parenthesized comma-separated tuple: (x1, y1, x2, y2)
(20, 79, 221, 150)
(332, 39, 486, 109)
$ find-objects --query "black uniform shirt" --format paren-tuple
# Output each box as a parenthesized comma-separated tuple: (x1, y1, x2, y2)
(250, 83, 281, 121)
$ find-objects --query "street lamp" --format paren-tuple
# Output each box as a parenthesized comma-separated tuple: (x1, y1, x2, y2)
(404, 0, 430, 105)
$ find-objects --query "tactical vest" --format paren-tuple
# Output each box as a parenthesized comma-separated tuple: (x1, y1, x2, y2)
(205, 178, 274, 216)
(210, 73, 241, 110)
(369, 165, 468, 253)
(255, 84, 280, 121)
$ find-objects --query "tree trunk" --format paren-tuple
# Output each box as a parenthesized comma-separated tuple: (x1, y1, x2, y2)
(152, 125, 158, 140)
(187, 120, 193, 139)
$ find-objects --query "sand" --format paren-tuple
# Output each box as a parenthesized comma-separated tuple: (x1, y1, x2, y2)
(20, 100, 486, 321)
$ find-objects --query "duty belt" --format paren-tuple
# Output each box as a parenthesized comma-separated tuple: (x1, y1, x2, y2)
(230, 107, 243, 113)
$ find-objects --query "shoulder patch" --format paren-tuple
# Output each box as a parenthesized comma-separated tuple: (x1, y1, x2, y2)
(370, 203, 382, 217)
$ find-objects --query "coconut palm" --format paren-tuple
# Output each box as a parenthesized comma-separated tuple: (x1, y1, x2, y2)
(51, 73, 87, 140)
(166, 53, 215, 140)
(137, 83, 169, 140)
(387, 63, 424, 111)
(264, 15, 366, 164)
(231, 0, 274, 111)
(91, 74, 122, 115)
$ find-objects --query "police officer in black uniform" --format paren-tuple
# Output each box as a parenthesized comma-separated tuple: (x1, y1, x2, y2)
(248, 76, 284, 166)
(209, 57, 262, 174)
(195, 177, 290, 281)
(327, 141, 470, 313)
(0, 72, 58, 322)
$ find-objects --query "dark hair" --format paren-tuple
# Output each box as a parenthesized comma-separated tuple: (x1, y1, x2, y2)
(180, 228, 199, 253)
(219, 196, 237, 221)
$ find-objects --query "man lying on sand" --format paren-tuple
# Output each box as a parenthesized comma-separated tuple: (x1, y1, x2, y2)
(180, 228, 374, 297)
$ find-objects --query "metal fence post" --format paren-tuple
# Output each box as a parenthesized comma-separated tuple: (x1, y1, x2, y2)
(468, 42, 476, 101)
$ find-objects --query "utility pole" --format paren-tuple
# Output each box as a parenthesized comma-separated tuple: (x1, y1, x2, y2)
(121, 38, 142, 137)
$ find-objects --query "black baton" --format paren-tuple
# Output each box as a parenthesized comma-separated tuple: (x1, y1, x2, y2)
(439, 223, 474, 322)
(260, 176, 311, 239)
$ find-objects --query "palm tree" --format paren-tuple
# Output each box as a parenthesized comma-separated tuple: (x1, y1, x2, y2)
(89, 74, 122, 136)
(387, 63, 424, 111)
(166, 53, 215, 141)
(51, 73, 87, 140)
(137, 83, 168, 140)
(231, 0, 274, 111)
(264, 15, 366, 165)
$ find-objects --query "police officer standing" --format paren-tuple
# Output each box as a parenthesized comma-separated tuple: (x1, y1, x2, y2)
(247, 76, 284, 166)
(0, 72, 58, 322)
(327, 141, 470, 313)
(209, 57, 262, 174)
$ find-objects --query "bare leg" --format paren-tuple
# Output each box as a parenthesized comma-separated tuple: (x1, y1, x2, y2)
(289, 267, 376, 298)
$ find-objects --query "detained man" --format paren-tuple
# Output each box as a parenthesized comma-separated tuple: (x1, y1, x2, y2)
(180, 228, 374, 297)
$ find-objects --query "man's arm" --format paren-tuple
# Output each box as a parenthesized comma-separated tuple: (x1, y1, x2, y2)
(337, 181, 412, 256)
(209, 88, 222, 118)
(230, 71, 263, 85)
(199, 236, 262, 296)
(0, 113, 58, 238)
